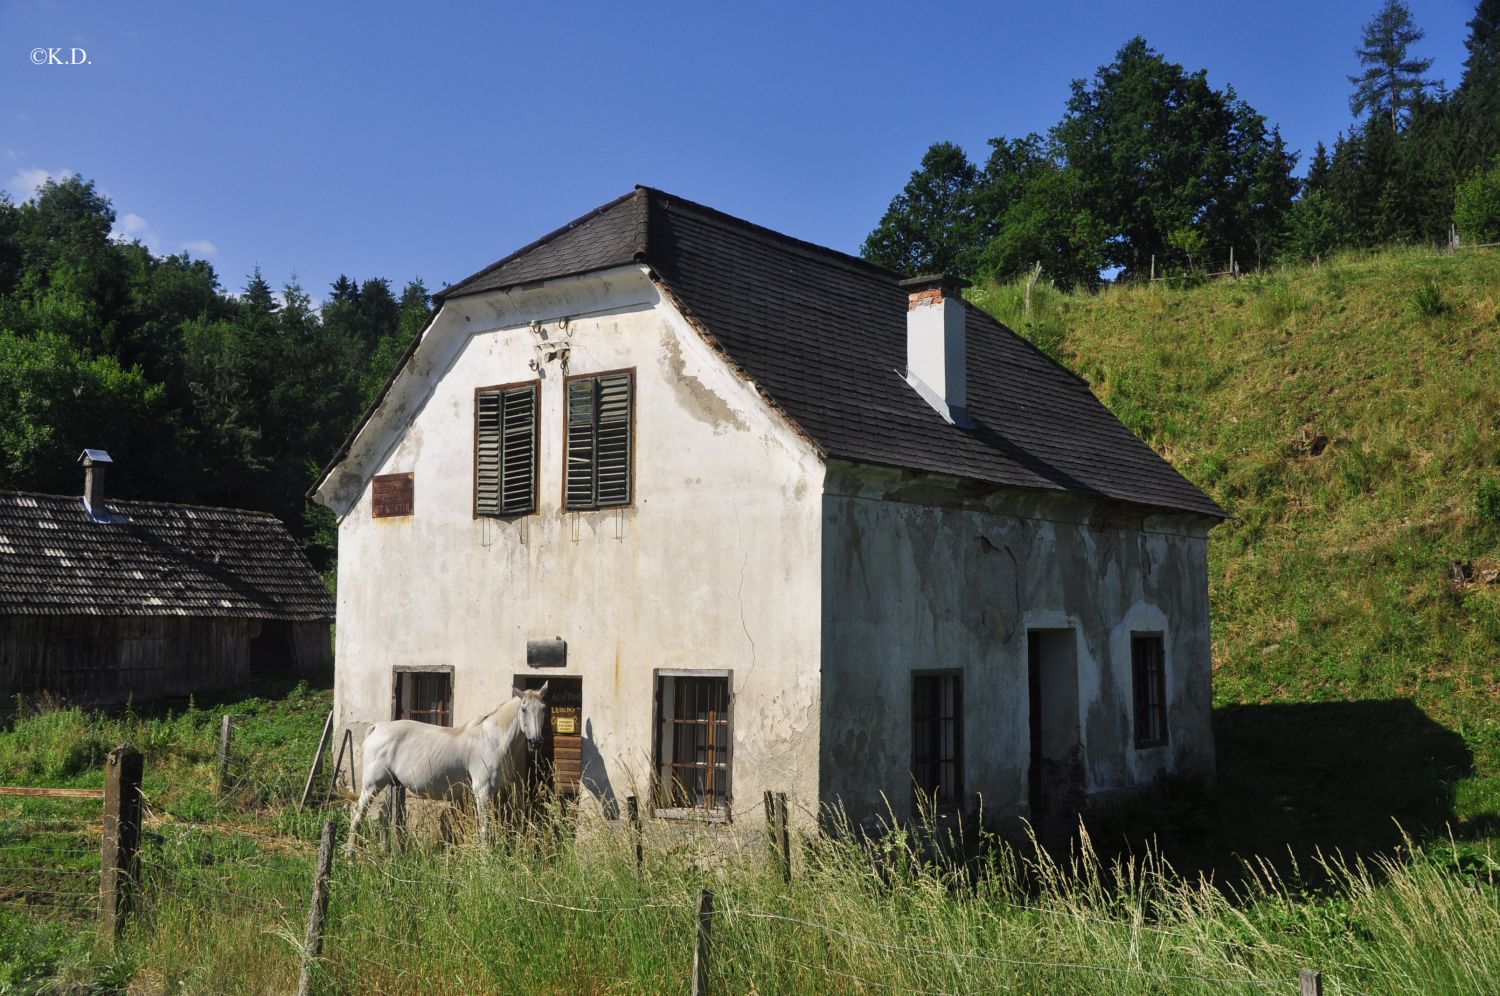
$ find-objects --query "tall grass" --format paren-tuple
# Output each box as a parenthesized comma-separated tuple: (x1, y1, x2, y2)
(98, 800, 1500, 995)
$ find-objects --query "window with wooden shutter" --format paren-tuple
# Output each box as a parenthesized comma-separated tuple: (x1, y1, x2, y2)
(393, 667, 453, 727)
(564, 370, 633, 509)
(474, 382, 538, 517)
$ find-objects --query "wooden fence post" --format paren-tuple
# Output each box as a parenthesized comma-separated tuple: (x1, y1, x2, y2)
(1300, 969, 1322, 996)
(298, 710, 335, 812)
(296, 820, 337, 996)
(99, 743, 143, 945)
(692, 887, 714, 996)
(764, 790, 790, 883)
(216, 714, 234, 797)
(626, 795, 643, 869)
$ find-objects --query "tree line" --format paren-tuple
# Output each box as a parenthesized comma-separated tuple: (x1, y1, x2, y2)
(0, 177, 427, 568)
(863, 0, 1500, 288)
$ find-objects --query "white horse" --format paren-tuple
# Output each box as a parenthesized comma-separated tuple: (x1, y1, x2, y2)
(346, 683, 548, 854)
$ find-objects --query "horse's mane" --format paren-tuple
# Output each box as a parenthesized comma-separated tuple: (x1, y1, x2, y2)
(460, 697, 515, 732)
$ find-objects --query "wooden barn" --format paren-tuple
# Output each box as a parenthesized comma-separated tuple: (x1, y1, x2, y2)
(0, 451, 334, 705)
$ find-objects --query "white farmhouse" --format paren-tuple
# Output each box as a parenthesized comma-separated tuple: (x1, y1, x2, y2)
(313, 187, 1225, 830)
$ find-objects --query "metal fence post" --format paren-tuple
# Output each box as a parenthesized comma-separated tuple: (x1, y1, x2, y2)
(297, 820, 338, 996)
(627, 794, 643, 869)
(99, 744, 143, 945)
(692, 887, 713, 996)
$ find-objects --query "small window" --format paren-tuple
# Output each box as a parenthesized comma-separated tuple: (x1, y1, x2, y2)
(565, 371, 633, 509)
(653, 673, 730, 814)
(393, 668, 452, 727)
(912, 672, 963, 808)
(1132, 634, 1167, 747)
(475, 382, 539, 516)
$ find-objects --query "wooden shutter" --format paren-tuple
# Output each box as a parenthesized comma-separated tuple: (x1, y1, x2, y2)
(500, 385, 537, 514)
(475, 384, 536, 516)
(565, 379, 597, 508)
(475, 391, 503, 515)
(595, 373, 632, 506)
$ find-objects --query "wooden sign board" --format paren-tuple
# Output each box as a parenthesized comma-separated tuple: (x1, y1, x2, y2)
(372, 473, 414, 518)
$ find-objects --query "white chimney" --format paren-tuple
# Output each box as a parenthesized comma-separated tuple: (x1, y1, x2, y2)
(900, 274, 971, 426)
(79, 449, 112, 513)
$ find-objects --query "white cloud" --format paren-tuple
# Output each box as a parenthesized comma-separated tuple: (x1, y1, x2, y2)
(5, 166, 73, 201)
(109, 212, 163, 252)
(2, 149, 19, 161)
(181, 238, 217, 256)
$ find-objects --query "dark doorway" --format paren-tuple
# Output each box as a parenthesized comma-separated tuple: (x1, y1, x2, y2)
(1027, 629, 1083, 835)
(248, 620, 293, 675)
(516, 675, 582, 800)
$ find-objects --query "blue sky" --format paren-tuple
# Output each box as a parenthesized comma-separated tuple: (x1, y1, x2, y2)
(1, 1, 1476, 298)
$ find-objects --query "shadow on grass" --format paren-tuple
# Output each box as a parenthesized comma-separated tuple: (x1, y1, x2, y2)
(1092, 699, 1491, 884)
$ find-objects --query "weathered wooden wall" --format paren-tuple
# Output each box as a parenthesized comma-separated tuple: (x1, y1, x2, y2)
(0, 615, 332, 705)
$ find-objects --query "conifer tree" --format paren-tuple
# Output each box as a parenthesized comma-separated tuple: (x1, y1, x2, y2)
(1348, 0, 1439, 130)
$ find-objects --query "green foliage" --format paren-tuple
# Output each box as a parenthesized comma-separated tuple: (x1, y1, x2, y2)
(0, 175, 430, 568)
(861, 142, 987, 278)
(1455, 155, 1500, 243)
(1457, 0, 1500, 171)
(1477, 477, 1500, 524)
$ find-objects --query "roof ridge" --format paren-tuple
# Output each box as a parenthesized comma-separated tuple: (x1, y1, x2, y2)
(435, 188, 644, 302)
(635, 186, 901, 283)
(0, 489, 284, 521)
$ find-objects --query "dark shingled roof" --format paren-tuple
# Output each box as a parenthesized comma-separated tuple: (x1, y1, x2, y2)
(436, 187, 1224, 520)
(0, 492, 335, 620)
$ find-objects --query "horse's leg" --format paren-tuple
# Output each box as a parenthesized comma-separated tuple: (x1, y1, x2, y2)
(347, 763, 394, 856)
(346, 786, 378, 856)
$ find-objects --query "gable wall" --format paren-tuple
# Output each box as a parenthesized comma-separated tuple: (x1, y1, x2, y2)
(331, 268, 826, 819)
(819, 463, 1215, 828)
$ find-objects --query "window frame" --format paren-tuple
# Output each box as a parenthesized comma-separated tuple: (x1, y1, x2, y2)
(650, 668, 733, 821)
(562, 368, 636, 511)
(473, 379, 541, 519)
(391, 665, 454, 727)
(911, 669, 964, 811)
(1131, 632, 1168, 749)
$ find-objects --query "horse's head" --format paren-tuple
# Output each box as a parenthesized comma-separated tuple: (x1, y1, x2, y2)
(512, 683, 549, 751)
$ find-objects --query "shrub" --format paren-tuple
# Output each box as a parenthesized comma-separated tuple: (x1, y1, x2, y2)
(1411, 280, 1448, 318)
(1455, 156, 1500, 245)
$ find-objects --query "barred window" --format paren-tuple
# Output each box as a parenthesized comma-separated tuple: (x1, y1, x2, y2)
(654, 673, 731, 814)
(565, 371, 633, 509)
(912, 672, 963, 808)
(474, 382, 538, 517)
(1132, 634, 1167, 748)
(393, 668, 452, 727)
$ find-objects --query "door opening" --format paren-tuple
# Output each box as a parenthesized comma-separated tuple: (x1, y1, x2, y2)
(1027, 630, 1083, 835)
(515, 675, 582, 800)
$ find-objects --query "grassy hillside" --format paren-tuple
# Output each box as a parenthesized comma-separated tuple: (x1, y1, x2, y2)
(972, 246, 1500, 862)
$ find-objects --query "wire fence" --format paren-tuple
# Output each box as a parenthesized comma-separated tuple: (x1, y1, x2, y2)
(0, 744, 1454, 995)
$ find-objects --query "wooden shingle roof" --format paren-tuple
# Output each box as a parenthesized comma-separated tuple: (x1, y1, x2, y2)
(0, 492, 334, 620)
(427, 187, 1225, 520)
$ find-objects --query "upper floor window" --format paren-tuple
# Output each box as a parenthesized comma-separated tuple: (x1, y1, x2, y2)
(565, 370, 633, 509)
(1132, 633, 1167, 748)
(474, 382, 539, 516)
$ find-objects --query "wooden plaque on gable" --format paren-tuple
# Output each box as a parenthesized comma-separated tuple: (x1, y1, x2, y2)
(372, 473, 414, 518)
